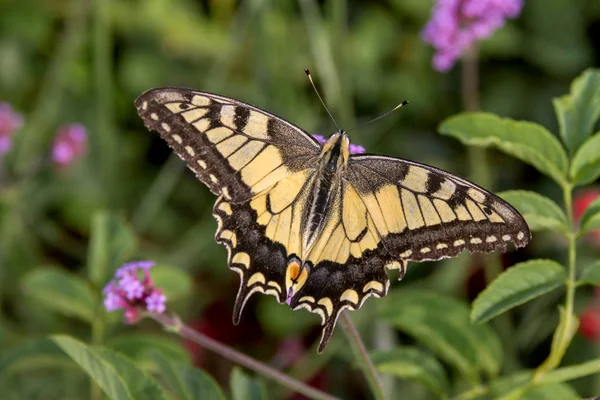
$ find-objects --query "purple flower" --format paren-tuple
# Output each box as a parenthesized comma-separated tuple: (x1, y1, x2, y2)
(312, 134, 366, 155)
(0, 103, 23, 155)
(102, 260, 167, 323)
(52, 124, 87, 168)
(422, 0, 523, 72)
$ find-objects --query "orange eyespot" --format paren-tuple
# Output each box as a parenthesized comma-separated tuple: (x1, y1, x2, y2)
(285, 259, 309, 297)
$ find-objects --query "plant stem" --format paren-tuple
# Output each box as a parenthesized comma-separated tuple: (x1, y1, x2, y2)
(150, 313, 340, 400)
(339, 312, 385, 400)
(132, 155, 184, 233)
(534, 183, 578, 379)
(461, 44, 519, 372)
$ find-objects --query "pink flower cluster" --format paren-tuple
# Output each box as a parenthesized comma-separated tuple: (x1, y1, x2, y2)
(103, 261, 167, 323)
(0, 103, 23, 155)
(422, 0, 523, 71)
(312, 134, 366, 155)
(52, 123, 87, 168)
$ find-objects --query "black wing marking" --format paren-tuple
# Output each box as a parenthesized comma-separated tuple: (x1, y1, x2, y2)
(135, 88, 321, 204)
(346, 154, 531, 262)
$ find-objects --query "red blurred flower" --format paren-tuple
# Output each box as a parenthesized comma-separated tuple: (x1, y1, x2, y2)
(579, 306, 600, 341)
(573, 189, 600, 244)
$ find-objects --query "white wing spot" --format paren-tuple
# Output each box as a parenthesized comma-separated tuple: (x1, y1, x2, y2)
(185, 146, 195, 156)
(420, 247, 431, 254)
(222, 186, 231, 200)
(172, 134, 183, 144)
(486, 235, 497, 243)
(197, 159, 207, 169)
(400, 249, 412, 258)
(454, 239, 465, 247)
(517, 231, 525, 240)
(502, 234, 511, 241)
(436, 243, 448, 249)
(150, 113, 159, 121)
(470, 238, 482, 244)
(142, 101, 148, 110)
(161, 123, 171, 132)
(209, 174, 218, 183)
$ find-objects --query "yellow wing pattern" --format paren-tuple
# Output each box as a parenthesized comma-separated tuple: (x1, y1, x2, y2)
(135, 88, 321, 203)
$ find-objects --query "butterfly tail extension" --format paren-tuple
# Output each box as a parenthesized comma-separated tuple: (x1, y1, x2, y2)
(213, 195, 290, 324)
(290, 259, 390, 353)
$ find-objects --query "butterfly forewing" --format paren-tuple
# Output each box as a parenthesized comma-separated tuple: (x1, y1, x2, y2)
(347, 155, 530, 262)
(135, 88, 321, 203)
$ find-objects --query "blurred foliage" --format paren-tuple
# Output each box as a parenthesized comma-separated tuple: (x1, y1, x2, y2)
(1, 0, 600, 399)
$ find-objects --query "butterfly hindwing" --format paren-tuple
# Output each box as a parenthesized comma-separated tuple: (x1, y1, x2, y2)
(346, 155, 530, 262)
(135, 88, 321, 203)
(213, 195, 288, 321)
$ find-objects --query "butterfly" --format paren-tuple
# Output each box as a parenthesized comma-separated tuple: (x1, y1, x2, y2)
(135, 87, 531, 352)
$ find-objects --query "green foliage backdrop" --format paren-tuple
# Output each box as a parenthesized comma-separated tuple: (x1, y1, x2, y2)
(1, 0, 600, 399)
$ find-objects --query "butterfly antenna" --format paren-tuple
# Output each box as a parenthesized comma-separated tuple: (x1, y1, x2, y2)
(346, 100, 409, 133)
(305, 69, 340, 131)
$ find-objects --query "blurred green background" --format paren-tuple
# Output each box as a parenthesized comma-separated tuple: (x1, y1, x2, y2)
(1, 0, 600, 398)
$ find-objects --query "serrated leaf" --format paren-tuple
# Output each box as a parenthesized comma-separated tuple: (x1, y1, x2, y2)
(0, 338, 72, 382)
(370, 347, 449, 398)
(93, 348, 165, 399)
(439, 113, 568, 185)
(553, 68, 600, 154)
(579, 261, 600, 285)
(106, 334, 192, 366)
(52, 335, 134, 400)
(471, 260, 567, 324)
(499, 191, 567, 233)
(579, 196, 600, 235)
(230, 367, 266, 400)
(570, 132, 600, 185)
(88, 211, 137, 286)
(150, 352, 225, 400)
(21, 267, 98, 323)
(149, 265, 193, 302)
(380, 290, 502, 378)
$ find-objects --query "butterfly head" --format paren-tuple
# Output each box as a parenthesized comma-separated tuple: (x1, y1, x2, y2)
(320, 130, 350, 171)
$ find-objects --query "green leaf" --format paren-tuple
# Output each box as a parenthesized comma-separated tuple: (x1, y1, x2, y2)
(88, 211, 137, 287)
(93, 348, 165, 400)
(579, 261, 600, 285)
(439, 112, 569, 185)
(579, 196, 600, 235)
(380, 290, 502, 379)
(149, 265, 193, 302)
(570, 132, 600, 185)
(106, 334, 192, 366)
(51, 335, 136, 400)
(151, 352, 225, 400)
(370, 347, 448, 398)
(0, 338, 73, 382)
(471, 260, 567, 324)
(230, 367, 266, 400)
(553, 68, 600, 154)
(499, 191, 567, 233)
(21, 267, 98, 323)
